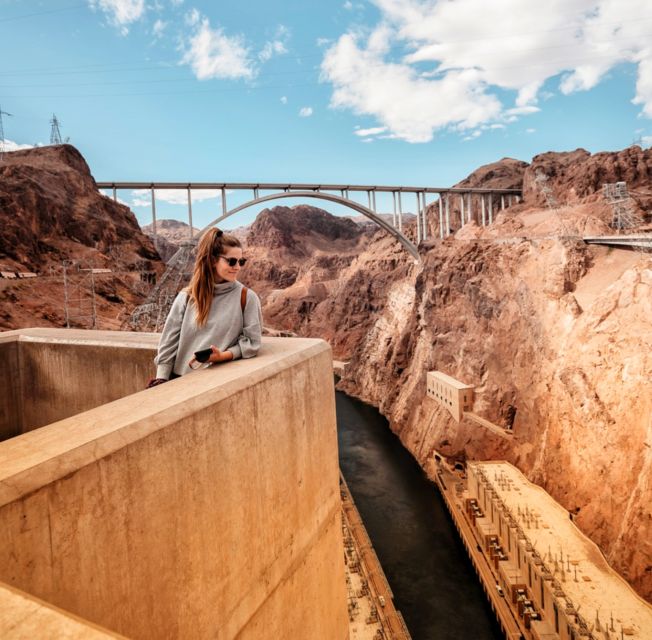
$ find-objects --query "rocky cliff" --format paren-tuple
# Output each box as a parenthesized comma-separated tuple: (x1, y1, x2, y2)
(0, 145, 163, 329)
(245, 148, 652, 601)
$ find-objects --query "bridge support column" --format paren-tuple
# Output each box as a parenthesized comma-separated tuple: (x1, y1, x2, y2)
(467, 192, 472, 224)
(415, 193, 421, 244)
(371, 190, 377, 213)
(508, 194, 513, 207)
(392, 192, 397, 228)
(397, 192, 403, 232)
(460, 195, 465, 228)
(221, 188, 227, 217)
(489, 195, 493, 224)
(421, 192, 428, 240)
(445, 193, 451, 236)
(481, 195, 486, 227)
(438, 194, 444, 239)
(187, 187, 193, 240)
(150, 187, 157, 248)
(501, 195, 505, 211)
(112, 187, 117, 202)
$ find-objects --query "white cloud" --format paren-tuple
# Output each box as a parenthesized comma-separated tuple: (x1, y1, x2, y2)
(299, 106, 313, 117)
(320, 0, 652, 142)
(642, 134, 652, 147)
(184, 8, 200, 26)
(280, 95, 288, 104)
(526, 128, 536, 134)
(317, 37, 331, 47)
(181, 17, 255, 80)
(343, 1, 354, 9)
(131, 188, 223, 207)
(1, 139, 35, 152)
(152, 19, 166, 39)
(88, 0, 145, 34)
(354, 126, 388, 137)
(259, 24, 290, 62)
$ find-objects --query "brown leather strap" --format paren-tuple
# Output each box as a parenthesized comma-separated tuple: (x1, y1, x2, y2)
(240, 287, 247, 312)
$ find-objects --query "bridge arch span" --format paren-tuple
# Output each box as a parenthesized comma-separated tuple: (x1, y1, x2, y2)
(198, 190, 420, 262)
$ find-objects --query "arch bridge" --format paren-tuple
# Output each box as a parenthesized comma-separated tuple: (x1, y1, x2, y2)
(96, 181, 522, 330)
(98, 181, 523, 262)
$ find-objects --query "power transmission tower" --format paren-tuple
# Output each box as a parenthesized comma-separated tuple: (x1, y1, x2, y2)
(50, 114, 63, 145)
(534, 171, 558, 209)
(602, 182, 642, 231)
(126, 242, 196, 332)
(0, 104, 13, 162)
(62, 260, 98, 328)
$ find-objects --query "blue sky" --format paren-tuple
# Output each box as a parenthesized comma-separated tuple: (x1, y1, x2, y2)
(2, 0, 652, 229)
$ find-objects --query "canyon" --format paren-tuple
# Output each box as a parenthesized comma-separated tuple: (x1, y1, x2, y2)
(1, 144, 651, 603)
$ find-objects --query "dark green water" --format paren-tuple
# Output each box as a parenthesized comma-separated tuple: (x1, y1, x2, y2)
(336, 390, 502, 640)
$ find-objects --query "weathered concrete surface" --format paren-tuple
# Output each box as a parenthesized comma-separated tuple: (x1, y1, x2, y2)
(0, 329, 348, 640)
(0, 340, 20, 440)
(0, 581, 123, 639)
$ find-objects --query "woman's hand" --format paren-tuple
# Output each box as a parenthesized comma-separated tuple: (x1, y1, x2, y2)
(188, 345, 233, 368)
(207, 344, 233, 363)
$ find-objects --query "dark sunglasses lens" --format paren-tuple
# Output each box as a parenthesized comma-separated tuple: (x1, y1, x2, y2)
(224, 257, 247, 267)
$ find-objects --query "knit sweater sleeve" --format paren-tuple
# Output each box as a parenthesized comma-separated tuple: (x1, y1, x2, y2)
(227, 289, 263, 360)
(154, 292, 188, 379)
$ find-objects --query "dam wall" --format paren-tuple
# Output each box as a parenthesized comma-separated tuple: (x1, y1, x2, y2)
(0, 329, 348, 640)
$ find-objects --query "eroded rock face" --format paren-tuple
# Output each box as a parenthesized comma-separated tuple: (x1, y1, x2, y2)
(0, 145, 163, 329)
(244, 152, 652, 601)
(334, 225, 652, 602)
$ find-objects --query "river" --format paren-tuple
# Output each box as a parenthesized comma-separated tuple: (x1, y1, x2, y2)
(336, 390, 502, 640)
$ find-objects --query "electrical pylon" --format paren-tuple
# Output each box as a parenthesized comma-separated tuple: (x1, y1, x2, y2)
(50, 114, 63, 145)
(0, 104, 13, 162)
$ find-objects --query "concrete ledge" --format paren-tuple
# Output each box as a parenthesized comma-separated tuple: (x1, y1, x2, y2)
(0, 329, 348, 640)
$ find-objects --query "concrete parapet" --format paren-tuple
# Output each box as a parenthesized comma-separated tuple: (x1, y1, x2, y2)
(0, 328, 348, 640)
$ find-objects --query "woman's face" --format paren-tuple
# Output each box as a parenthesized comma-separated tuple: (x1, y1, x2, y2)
(214, 246, 243, 283)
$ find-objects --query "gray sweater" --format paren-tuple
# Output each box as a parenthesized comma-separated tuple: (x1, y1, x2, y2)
(154, 281, 263, 379)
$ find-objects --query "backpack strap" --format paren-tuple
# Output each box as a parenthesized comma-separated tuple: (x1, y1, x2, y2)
(240, 287, 248, 313)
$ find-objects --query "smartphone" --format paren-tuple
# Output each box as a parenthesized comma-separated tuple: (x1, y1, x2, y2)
(194, 348, 213, 363)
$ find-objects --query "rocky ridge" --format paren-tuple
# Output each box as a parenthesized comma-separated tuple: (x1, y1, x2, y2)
(0, 145, 163, 329)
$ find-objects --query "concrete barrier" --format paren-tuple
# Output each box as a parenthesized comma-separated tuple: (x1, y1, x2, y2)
(0, 328, 348, 640)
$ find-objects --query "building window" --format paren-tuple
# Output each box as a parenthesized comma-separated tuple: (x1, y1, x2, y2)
(540, 580, 544, 610)
(528, 565, 531, 587)
(553, 602, 559, 633)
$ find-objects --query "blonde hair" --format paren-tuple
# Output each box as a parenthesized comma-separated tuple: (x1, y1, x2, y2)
(187, 228, 242, 327)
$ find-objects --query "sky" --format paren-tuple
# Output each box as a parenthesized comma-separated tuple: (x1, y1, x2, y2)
(1, 0, 652, 229)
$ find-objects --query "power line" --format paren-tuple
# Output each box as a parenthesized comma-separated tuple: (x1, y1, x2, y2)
(0, 3, 86, 23)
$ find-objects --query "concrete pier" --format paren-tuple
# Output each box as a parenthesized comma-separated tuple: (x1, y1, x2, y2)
(0, 328, 348, 640)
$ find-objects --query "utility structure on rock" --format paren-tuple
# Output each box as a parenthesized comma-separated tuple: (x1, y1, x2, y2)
(534, 171, 558, 209)
(126, 242, 195, 332)
(602, 182, 642, 231)
(50, 114, 63, 145)
(0, 105, 13, 162)
(62, 260, 97, 329)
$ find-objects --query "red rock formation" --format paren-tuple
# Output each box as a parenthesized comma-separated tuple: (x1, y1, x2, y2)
(0, 145, 163, 329)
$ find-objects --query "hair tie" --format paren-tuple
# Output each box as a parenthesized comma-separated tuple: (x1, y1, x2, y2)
(216, 229, 223, 237)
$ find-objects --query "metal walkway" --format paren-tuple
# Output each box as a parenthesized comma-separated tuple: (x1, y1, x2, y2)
(583, 234, 652, 251)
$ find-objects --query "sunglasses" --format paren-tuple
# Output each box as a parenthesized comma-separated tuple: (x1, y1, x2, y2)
(219, 255, 247, 267)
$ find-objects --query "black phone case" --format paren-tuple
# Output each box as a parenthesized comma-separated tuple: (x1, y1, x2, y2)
(194, 348, 212, 363)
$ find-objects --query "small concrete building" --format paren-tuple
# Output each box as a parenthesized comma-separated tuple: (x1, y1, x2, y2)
(426, 371, 474, 421)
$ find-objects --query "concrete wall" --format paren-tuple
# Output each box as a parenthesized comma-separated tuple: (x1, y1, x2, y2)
(0, 340, 21, 441)
(0, 329, 348, 640)
(0, 329, 159, 434)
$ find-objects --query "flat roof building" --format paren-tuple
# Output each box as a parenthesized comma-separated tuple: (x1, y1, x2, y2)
(426, 371, 474, 422)
(466, 461, 652, 640)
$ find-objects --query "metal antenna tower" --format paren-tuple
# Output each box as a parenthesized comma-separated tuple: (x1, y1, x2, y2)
(0, 104, 13, 162)
(50, 114, 63, 145)
(126, 242, 196, 332)
(62, 260, 98, 328)
(602, 182, 642, 231)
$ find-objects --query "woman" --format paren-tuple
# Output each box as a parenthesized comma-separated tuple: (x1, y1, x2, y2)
(148, 227, 262, 386)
